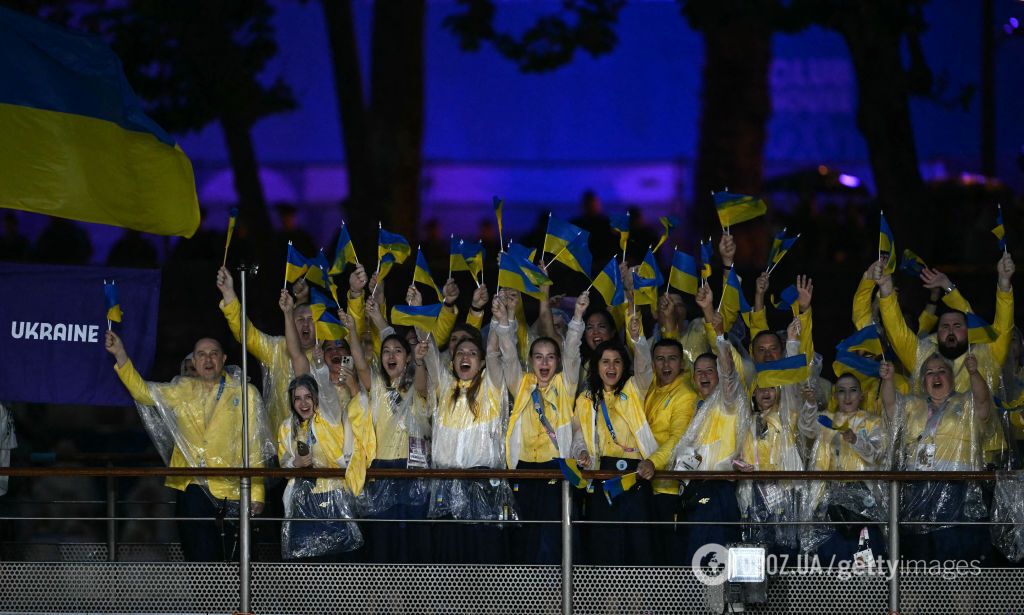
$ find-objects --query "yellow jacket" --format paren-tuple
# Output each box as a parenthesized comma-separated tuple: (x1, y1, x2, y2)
(116, 361, 268, 502)
(645, 375, 697, 494)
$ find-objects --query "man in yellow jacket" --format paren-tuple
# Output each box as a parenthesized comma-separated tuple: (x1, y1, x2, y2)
(105, 331, 272, 561)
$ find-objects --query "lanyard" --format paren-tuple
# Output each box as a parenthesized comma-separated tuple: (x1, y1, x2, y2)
(530, 387, 560, 449)
(600, 397, 637, 454)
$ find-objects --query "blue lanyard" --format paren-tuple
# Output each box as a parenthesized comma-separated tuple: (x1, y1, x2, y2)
(530, 387, 559, 449)
(600, 396, 637, 453)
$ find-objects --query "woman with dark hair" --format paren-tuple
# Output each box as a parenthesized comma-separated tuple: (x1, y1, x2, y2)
(278, 373, 368, 560)
(572, 313, 656, 565)
(423, 328, 510, 564)
(495, 289, 587, 564)
(349, 322, 431, 563)
(578, 306, 618, 393)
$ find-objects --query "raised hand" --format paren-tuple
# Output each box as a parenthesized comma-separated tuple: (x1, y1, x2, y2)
(719, 233, 736, 268)
(216, 266, 237, 303)
(628, 311, 642, 341)
(998, 252, 1015, 291)
(786, 316, 801, 342)
(574, 290, 591, 320)
(443, 278, 460, 304)
(491, 293, 508, 324)
(920, 268, 952, 291)
(471, 284, 489, 311)
(965, 353, 979, 375)
(796, 274, 813, 313)
(879, 360, 894, 381)
(406, 285, 423, 307)
(279, 289, 295, 314)
(348, 264, 368, 297)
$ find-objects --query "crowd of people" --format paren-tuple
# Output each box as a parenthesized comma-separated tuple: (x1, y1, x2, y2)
(102, 227, 1022, 568)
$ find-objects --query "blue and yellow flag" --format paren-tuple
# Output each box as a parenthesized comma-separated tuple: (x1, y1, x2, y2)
(464, 241, 486, 281)
(285, 242, 310, 284)
(315, 310, 347, 342)
(632, 249, 663, 307)
(771, 284, 800, 316)
(754, 354, 809, 388)
(558, 458, 590, 490)
(836, 326, 883, 357)
(879, 212, 897, 274)
(450, 236, 471, 274)
(816, 415, 850, 432)
(652, 215, 679, 252)
(414, 248, 441, 300)
(668, 250, 699, 296)
(832, 350, 881, 381)
(721, 267, 753, 327)
(767, 231, 799, 270)
(222, 207, 238, 267)
(506, 241, 537, 263)
(699, 239, 713, 280)
(603, 472, 638, 504)
(498, 252, 546, 299)
(392, 303, 444, 333)
(609, 213, 630, 254)
(966, 312, 998, 344)
(899, 248, 927, 278)
(544, 216, 591, 277)
(104, 280, 122, 323)
(0, 7, 199, 237)
(309, 285, 339, 321)
(329, 222, 358, 275)
(593, 257, 626, 308)
(303, 249, 332, 289)
(992, 205, 1006, 252)
(493, 196, 504, 242)
(377, 252, 398, 284)
(714, 191, 767, 228)
(379, 227, 411, 264)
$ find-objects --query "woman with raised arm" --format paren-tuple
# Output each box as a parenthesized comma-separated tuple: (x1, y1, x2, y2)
(881, 353, 994, 563)
(349, 297, 431, 563)
(496, 289, 586, 564)
(572, 312, 657, 565)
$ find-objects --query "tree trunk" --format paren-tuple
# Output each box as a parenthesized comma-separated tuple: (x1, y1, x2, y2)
(690, 16, 773, 264)
(838, 4, 929, 251)
(220, 115, 273, 243)
(320, 0, 378, 259)
(369, 0, 425, 241)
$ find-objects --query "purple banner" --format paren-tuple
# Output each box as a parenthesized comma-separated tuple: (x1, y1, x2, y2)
(0, 262, 160, 406)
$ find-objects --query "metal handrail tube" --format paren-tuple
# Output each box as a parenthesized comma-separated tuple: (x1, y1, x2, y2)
(0, 467, 1008, 480)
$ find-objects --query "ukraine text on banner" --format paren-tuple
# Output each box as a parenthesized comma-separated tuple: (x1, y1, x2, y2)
(714, 191, 767, 228)
(754, 354, 809, 388)
(0, 263, 161, 406)
(0, 6, 199, 237)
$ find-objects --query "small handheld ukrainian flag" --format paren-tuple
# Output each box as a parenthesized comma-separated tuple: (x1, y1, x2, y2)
(593, 258, 626, 309)
(609, 213, 630, 256)
(464, 241, 486, 282)
(992, 204, 1006, 252)
(378, 226, 412, 264)
(392, 303, 444, 334)
(222, 207, 238, 268)
(329, 222, 359, 275)
(966, 312, 998, 344)
(303, 249, 332, 289)
(506, 241, 537, 263)
(544, 216, 591, 278)
(766, 230, 799, 273)
(603, 472, 638, 504)
(899, 248, 927, 278)
(498, 252, 545, 299)
(377, 252, 398, 284)
(668, 250, 699, 296)
(721, 267, 753, 327)
(652, 216, 679, 252)
(315, 310, 348, 342)
(714, 191, 767, 228)
(832, 350, 881, 383)
(699, 239, 713, 281)
(879, 212, 897, 274)
(493, 196, 504, 246)
(558, 458, 591, 490)
(632, 249, 663, 307)
(284, 241, 310, 285)
(816, 415, 850, 432)
(771, 284, 800, 316)
(414, 248, 441, 300)
(754, 354, 809, 388)
(836, 326, 883, 357)
(104, 280, 122, 327)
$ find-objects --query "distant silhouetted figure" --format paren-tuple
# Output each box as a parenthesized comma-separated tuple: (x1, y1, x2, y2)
(107, 230, 159, 268)
(274, 203, 316, 256)
(571, 190, 617, 267)
(625, 206, 659, 265)
(33, 217, 92, 264)
(0, 212, 29, 261)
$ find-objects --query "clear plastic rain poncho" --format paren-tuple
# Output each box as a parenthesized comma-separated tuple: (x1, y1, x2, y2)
(736, 342, 810, 552)
(131, 365, 275, 502)
(888, 372, 993, 533)
(0, 402, 15, 496)
(278, 365, 366, 559)
(353, 361, 432, 517)
(798, 381, 889, 554)
(670, 338, 751, 475)
(423, 334, 518, 522)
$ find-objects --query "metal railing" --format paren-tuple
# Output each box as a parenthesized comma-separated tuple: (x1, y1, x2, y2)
(3, 465, 1021, 614)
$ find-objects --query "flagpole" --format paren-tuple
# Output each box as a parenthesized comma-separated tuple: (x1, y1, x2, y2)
(542, 212, 552, 263)
(283, 240, 292, 290)
(1000, 204, 1008, 256)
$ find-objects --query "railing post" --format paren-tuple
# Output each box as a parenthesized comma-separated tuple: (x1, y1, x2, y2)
(888, 479, 900, 614)
(237, 264, 254, 614)
(561, 480, 573, 615)
(105, 470, 116, 562)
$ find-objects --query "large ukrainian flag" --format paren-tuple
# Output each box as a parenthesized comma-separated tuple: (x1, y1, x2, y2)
(0, 7, 199, 237)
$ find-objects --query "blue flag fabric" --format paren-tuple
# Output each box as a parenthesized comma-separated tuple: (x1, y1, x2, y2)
(0, 263, 160, 405)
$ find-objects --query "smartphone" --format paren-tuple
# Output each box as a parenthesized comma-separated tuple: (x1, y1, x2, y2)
(296, 441, 310, 456)
(341, 355, 354, 369)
